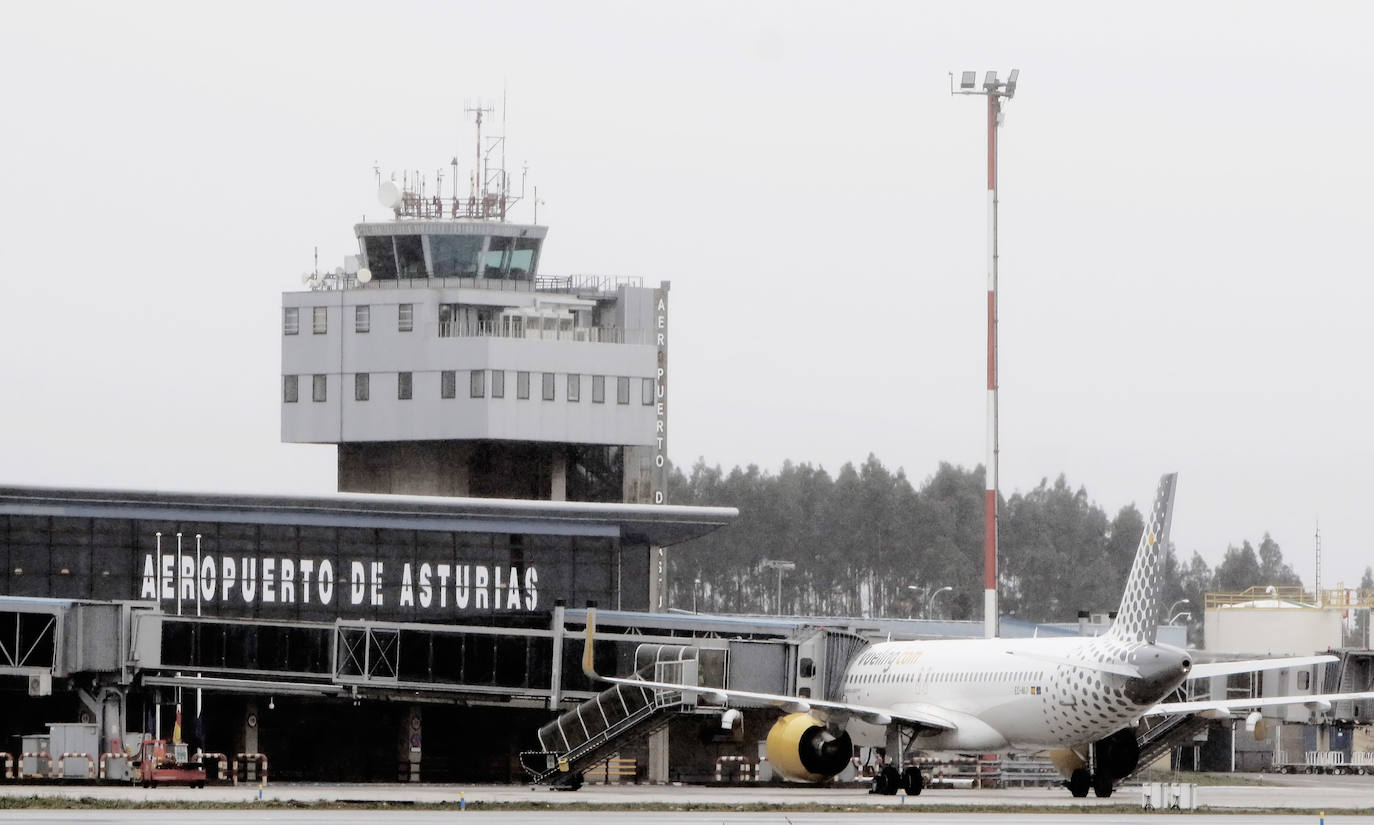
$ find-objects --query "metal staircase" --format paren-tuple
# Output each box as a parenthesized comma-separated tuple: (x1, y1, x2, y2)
(1127, 712, 1211, 779)
(520, 644, 702, 787)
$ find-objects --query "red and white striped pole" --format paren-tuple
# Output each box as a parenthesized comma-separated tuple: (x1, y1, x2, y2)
(954, 69, 1017, 640)
(984, 90, 1000, 640)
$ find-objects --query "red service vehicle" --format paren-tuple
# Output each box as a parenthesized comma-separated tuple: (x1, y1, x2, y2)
(134, 740, 206, 788)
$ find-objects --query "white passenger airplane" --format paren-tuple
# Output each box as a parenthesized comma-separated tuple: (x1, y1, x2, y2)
(584, 474, 1374, 797)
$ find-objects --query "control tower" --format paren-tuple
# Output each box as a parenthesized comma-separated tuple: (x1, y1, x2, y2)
(281, 116, 668, 504)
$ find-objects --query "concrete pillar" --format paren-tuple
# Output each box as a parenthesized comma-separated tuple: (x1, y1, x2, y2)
(549, 600, 566, 709)
(241, 701, 260, 756)
(550, 451, 567, 501)
(648, 727, 669, 783)
(399, 706, 422, 782)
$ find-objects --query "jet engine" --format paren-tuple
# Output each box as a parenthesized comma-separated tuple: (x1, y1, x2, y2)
(764, 712, 853, 782)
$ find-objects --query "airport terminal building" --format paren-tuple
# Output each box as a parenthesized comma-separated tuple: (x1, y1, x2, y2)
(0, 485, 738, 780)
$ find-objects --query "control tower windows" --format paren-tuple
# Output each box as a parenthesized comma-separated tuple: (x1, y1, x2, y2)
(516, 371, 530, 400)
(398, 372, 413, 400)
(616, 377, 630, 405)
(312, 374, 327, 403)
(430, 235, 481, 278)
(398, 304, 414, 332)
(592, 375, 605, 404)
(492, 370, 505, 398)
(355, 306, 370, 334)
(511, 237, 541, 277)
(483, 236, 514, 278)
(396, 235, 425, 279)
(441, 370, 456, 399)
(481, 236, 540, 279)
(313, 307, 327, 335)
(470, 370, 485, 398)
(362, 237, 397, 280)
(283, 375, 299, 403)
(355, 373, 370, 402)
(283, 307, 299, 335)
(541, 373, 555, 401)
(567, 374, 581, 402)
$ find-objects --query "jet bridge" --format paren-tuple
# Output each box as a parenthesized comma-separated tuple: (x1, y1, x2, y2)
(518, 623, 868, 786)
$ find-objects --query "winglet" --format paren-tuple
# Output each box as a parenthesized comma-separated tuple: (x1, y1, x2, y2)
(582, 607, 599, 681)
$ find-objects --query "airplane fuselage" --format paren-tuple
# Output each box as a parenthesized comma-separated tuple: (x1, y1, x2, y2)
(840, 635, 1191, 751)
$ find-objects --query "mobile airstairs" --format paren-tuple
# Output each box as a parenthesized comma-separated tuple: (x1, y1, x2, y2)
(520, 643, 702, 788)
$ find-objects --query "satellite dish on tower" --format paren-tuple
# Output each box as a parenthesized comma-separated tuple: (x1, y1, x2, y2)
(300, 272, 314, 285)
(357, 268, 372, 284)
(378, 181, 402, 209)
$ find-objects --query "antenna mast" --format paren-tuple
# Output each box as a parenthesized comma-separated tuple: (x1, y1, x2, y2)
(1315, 521, 1322, 607)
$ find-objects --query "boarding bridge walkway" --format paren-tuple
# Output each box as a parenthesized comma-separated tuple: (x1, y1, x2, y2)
(520, 644, 704, 787)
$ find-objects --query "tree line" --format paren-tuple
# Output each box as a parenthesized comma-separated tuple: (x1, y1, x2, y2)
(664, 456, 1363, 644)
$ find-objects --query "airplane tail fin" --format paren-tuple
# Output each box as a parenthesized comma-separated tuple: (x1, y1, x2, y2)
(1109, 473, 1178, 645)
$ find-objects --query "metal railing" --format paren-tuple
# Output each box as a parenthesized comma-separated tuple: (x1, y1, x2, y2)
(1207, 587, 1374, 609)
(432, 321, 649, 345)
(302, 272, 642, 295)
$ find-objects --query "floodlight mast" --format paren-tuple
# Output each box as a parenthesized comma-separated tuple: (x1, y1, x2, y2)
(951, 68, 1018, 640)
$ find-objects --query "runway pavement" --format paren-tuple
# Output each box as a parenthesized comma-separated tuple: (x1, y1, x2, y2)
(0, 774, 1370, 816)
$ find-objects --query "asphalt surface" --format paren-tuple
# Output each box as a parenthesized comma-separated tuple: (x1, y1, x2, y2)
(0, 774, 1370, 819)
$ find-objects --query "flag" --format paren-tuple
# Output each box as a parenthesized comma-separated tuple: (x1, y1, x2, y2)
(172, 708, 182, 744)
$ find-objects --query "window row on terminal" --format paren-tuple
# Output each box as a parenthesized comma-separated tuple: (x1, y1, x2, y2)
(283, 371, 656, 405)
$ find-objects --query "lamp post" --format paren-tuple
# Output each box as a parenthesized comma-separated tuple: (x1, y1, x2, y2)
(761, 560, 795, 616)
(927, 586, 954, 620)
(1168, 611, 1192, 626)
(1168, 598, 1191, 619)
(906, 584, 923, 619)
(952, 68, 1019, 640)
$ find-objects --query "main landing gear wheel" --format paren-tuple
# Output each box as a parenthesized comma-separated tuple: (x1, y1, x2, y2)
(901, 765, 924, 795)
(1067, 768, 1090, 798)
(1092, 770, 1114, 798)
(871, 765, 901, 795)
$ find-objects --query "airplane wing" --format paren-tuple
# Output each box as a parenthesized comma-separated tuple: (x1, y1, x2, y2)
(1185, 654, 1337, 680)
(1144, 691, 1374, 718)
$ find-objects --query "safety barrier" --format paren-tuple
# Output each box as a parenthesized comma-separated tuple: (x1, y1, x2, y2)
(583, 756, 638, 784)
(52, 752, 95, 779)
(0, 752, 11, 780)
(232, 753, 268, 785)
(98, 752, 128, 780)
(17, 752, 49, 780)
(194, 751, 229, 782)
(908, 755, 1000, 789)
(713, 755, 757, 782)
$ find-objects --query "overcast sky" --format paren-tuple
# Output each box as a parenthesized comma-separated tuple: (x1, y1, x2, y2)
(3, 1, 1371, 590)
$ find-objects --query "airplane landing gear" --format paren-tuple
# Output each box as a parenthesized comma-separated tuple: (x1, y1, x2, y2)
(1092, 769, 1114, 798)
(1067, 768, 1090, 798)
(871, 764, 901, 795)
(901, 765, 923, 795)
